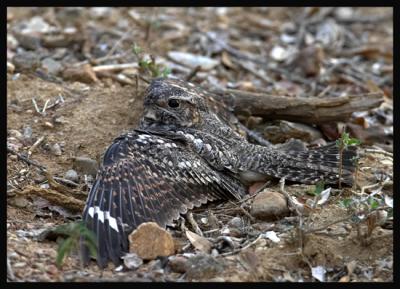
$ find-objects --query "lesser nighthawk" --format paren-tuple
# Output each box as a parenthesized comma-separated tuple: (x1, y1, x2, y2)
(80, 78, 357, 267)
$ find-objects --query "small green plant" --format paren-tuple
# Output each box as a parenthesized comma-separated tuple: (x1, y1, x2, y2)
(308, 180, 325, 196)
(132, 43, 171, 78)
(336, 131, 361, 189)
(54, 221, 97, 268)
(339, 190, 392, 242)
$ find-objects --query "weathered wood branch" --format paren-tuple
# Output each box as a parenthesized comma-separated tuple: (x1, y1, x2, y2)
(215, 89, 384, 125)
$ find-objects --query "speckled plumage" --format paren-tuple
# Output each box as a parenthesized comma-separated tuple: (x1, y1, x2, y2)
(80, 78, 357, 267)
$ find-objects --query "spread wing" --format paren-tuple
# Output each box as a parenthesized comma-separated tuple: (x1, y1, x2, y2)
(80, 130, 245, 268)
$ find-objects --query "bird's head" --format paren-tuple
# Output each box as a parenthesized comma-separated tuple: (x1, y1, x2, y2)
(140, 78, 210, 129)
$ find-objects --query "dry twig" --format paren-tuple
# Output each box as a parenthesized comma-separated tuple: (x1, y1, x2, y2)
(186, 212, 203, 237)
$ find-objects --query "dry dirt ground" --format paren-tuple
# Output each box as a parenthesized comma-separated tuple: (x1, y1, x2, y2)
(7, 7, 393, 282)
(6, 69, 393, 283)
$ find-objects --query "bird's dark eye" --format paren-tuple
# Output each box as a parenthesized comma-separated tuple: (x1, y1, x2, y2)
(168, 99, 180, 108)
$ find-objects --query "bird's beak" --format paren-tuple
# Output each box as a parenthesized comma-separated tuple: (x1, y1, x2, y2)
(143, 108, 157, 121)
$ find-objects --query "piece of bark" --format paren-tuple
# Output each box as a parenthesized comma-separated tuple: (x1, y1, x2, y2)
(18, 185, 85, 213)
(213, 89, 383, 125)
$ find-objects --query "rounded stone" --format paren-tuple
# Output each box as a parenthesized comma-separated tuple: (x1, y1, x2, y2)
(228, 217, 244, 228)
(250, 190, 289, 220)
(128, 222, 175, 260)
(64, 169, 79, 182)
(73, 157, 98, 176)
(168, 256, 188, 273)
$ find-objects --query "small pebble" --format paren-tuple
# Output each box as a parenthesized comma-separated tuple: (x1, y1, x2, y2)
(41, 58, 63, 75)
(7, 62, 15, 73)
(10, 196, 29, 208)
(73, 157, 98, 176)
(250, 190, 289, 221)
(228, 217, 244, 229)
(62, 64, 98, 83)
(168, 256, 188, 273)
(64, 169, 79, 182)
(123, 253, 143, 270)
(23, 126, 33, 142)
(51, 143, 62, 156)
(12, 51, 41, 72)
(186, 253, 224, 281)
(43, 121, 54, 128)
(13, 262, 27, 268)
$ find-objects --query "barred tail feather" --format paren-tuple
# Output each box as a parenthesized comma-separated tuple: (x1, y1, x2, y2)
(251, 143, 358, 185)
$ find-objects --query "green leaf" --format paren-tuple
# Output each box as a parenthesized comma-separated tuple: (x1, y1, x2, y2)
(85, 240, 98, 258)
(347, 138, 361, 146)
(132, 44, 142, 55)
(341, 132, 350, 142)
(161, 67, 171, 77)
(139, 60, 150, 68)
(339, 198, 353, 208)
(56, 237, 74, 268)
(368, 198, 379, 210)
(314, 181, 325, 196)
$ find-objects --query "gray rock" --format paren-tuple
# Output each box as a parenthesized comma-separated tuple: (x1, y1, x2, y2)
(7, 34, 19, 50)
(41, 58, 63, 75)
(250, 190, 290, 221)
(22, 16, 52, 34)
(12, 51, 41, 72)
(228, 217, 244, 229)
(123, 253, 143, 270)
(186, 253, 224, 281)
(22, 126, 33, 143)
(73, 157, 98, 176)
(14, 33, 41, 50)
(51, 143, 62, 156)
(64, 169, 79, 182)
(168, 256, 188, 273)
(10, 197, 29, 208)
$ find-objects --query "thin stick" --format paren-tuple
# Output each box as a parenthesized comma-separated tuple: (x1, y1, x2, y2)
(279, 178, 301, 216)
(305, 206, 391, 235)
(28, 136, 45, 157)
(53, 177, 79, 188)
(338, 144, 343, 189)
(42, 99, 50, 114)
(31, 98, 41, 114)
(304, 215, 353, 234)
(7, 147, 46, 171)
(219, 234, 262, 256)
(360, 178, 391, 195)
(279, 178, 304, 251)
(138, 75, 150, 84)
(364, 148, 393, 158)
(96, 71, 134, 85)
(228, 200, 255, 222)
(7, 257, 15, 281)
(186, 212, 203, 237)
(92, 63, 139, 73)
(103, 31, 131, 60)
(202, 228, 220, 235)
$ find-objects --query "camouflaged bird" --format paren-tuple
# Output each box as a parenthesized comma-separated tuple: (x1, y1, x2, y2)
(80, 78, 357, 267)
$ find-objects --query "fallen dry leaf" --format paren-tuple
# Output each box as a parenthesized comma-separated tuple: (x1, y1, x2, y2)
(185, 230, 212, 253)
